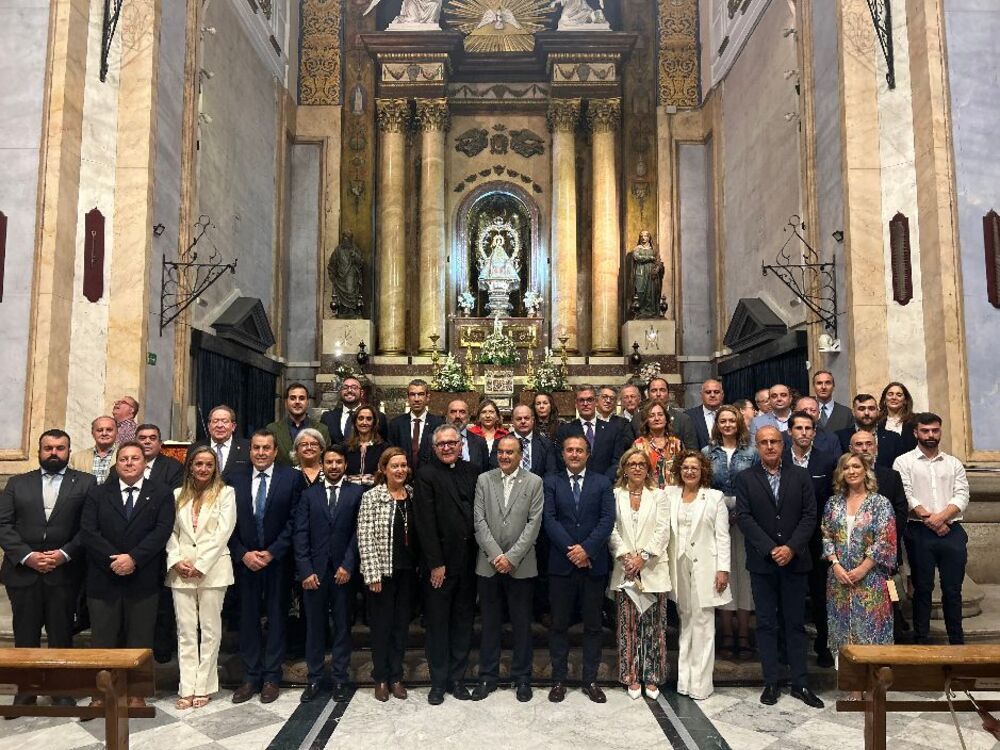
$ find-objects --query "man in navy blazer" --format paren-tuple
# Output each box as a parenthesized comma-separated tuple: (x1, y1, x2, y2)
(229, 429, 304, 705)
(684, 378, 725, 450)
(835, 394, 904, 468)
(555, 385, 628, 478)
(387, 379, 443, 473)
(735, 426, 823, 709)
(492, 405, 557, 476)
(446, 399, 491, 471)
(320, 376, 388, 444)
(543, 435, 615, 704)
(294, 445, 364, 703)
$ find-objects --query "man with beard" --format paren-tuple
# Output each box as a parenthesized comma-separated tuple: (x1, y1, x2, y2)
(321, 375, 388, 444)
(446, 399, 490, 471)
(0, 430, 96, 711)
(835, 393, 903, 468)
(894, 413, 970, 644)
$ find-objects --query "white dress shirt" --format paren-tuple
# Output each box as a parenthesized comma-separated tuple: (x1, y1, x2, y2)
(253, 465, 273, 499)
(212, 437, 233, 470)
(118, 478, 145, 505)
(702, 406, 717, 434)
(893, 448, 969, 521)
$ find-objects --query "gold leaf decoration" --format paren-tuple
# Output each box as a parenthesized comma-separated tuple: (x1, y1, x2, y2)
(299, 0, 342, 105)
(658, 0, 699, 108)
(445, 0, 554, 54)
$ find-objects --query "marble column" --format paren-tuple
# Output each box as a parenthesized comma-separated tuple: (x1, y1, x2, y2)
(375, 98, 410, 355)
(547, 98, 581, 353)
(415, 98, 449, 354)
(588, 98, 622, 355)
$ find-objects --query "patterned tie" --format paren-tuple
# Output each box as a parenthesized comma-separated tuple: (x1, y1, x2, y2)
(520, 437, 531, 470)
(571, 474, 582, 512)
(215, 442, 225, 470)
(254, 473, 268, 539)
(328, 484, 339, 514)
(124, 487, 136, 519)
(767, 470, 780, 506)
(584, 421, 595, 450)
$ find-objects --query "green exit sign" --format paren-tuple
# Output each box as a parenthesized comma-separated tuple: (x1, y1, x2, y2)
(147, 353, 157, 366)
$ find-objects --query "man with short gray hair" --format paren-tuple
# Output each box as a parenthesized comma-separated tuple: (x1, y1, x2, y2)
(69, 416, 118, 484)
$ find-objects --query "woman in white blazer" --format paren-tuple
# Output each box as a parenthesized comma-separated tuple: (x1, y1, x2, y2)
(666, 450, 732, 700)
(166, 446, 237, 709)
(609, 447, 671, 700)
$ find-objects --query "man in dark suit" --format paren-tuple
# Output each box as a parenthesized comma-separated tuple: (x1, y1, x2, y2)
(447, 399, 490, 471)
(80, 442, 175, 709)
(685, 378, 725, 450)
(267, 383, 332, 466)
(596, 386, 635, 443)
(494, 405, 557, 477)
(388, 379, 444, 473)
(835, 393, 904, 468)
(782, 397, 841, 457)
(0, 429, 96, 710)
(782, 411, 838, 668)
(632, 376, 698, 449)
(555, 385, 629, 478)
(193, 404, 251, 478)
(294, 444, 364, 703)
(735, 426, 823, 709)
(543, 435, 615, 704)
(320, 375, 388, 444)
(411, 424, 480, 705)
(813, 370, 854, 433)
(229, 429, 304, 704)
(108, 424, 183, 490)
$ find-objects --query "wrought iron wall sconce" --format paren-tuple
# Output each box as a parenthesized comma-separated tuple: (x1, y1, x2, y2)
(889, 212, 913, 305)
(866, 0, 896, 89)
(159, 215, 237, 333)
(100, 0, 124, 82)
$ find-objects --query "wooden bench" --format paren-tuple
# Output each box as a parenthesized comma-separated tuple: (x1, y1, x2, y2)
(837, 644, 1000, 750)
(0, 648, 155, 749)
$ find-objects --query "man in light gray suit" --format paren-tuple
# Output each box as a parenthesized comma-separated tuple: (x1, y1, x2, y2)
(471, 435, 544, 703)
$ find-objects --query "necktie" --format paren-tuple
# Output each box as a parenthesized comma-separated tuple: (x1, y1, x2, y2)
(571, 475, 582, 512)
(503, 474, 513, 510)
(520, 437, 531, 470)
(328, 484, 339, 513)
(820, 404, 829, 428)
(411, 418, 421, 468)
(344, 410, 354, 439)
(767, 471, 780, 506)
(42, 473, 58, 520)
(124, 487, 136, 519)
(254, 473, 268, 537)
(215, 442, 225, 469)
(584, 422, 594, 450)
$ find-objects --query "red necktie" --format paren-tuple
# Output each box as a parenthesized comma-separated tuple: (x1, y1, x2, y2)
(411, 418, 421, 468)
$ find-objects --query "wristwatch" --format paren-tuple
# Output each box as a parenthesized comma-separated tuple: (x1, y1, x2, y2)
(639, 549, 651, 561)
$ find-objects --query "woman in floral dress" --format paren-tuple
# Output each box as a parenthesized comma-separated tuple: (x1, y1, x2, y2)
(632, 402, 684, 489)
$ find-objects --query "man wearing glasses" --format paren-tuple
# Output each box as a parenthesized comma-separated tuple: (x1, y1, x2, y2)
(321, 375, 387, 444)
(192, 405, 250, 478)
(555, 385, 629, 479)
(595, 386, 635, 443)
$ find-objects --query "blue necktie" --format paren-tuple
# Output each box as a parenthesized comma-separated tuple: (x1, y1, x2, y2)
(520, 437, 531, 470)
(328, 484, 339, 515)
(584, 422, 595, 450)
(571, 475, 582, 512)
(767, 471, 780, 506)
(124, 487, 136, 519)
(254, 473, 268, 539)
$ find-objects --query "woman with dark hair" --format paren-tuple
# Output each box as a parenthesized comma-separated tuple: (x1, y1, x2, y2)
(879, 381, 917, 452)
(357, 447, 415, 702)
(666, 450, 731, 700)
(344, 405, 387, 486)
(633, 402, 684, 489)
(469, 398, 509, 452)
(167, 446, 237, 709)
(532, 391, 561, 441)
(703, 404, 758, 659)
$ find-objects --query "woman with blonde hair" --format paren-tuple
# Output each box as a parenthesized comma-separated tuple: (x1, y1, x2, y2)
(633, 402, 684, 489)
(609, 447, 671, 700)
(166, 446, 237, 709)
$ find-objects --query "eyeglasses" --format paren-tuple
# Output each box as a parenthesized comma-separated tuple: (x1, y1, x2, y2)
(626, 462, 647, 470)
(435, 440, 461, 448)
(297, 441, 321, 449)
(577, 396, 596, 403)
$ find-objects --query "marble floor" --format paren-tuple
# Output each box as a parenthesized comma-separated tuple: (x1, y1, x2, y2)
(3, 685, 1000, 749)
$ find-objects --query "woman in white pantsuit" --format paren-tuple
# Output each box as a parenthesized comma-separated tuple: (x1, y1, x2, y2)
(666, 451, 731, 700)
(167, 446, 237, 709)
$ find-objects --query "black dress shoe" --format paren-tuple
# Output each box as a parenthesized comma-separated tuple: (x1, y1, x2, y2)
(548, 683, 566, 703)
(331, 682, 350, 702)
(300, 683, 322, 703)
(516, 683, 533, 702)
(582, 683, 607, 704)
(816, 648, 835, 668)
(470, 682, 495, 701)
(427, 687, 445, 705)
(4, 694, 36, 719)
(449, 683, 472, 701)
(790, 686, 825, 708)
(52, 696, 76, 707)
(760, 684, 780, 705)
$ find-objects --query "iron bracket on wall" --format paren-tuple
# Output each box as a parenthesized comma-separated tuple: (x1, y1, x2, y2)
(160, 215, 238, 334)
(761, 216, 838, 340)
(100, 0, 125, 82)
(866, 0, 895, 89)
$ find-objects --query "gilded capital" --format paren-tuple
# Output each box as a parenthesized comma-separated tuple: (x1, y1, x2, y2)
(415, 98, 450, 132)
(376, 98, 411, 133)
(547, 98, 581, 133)
(587, 98, 621, 134)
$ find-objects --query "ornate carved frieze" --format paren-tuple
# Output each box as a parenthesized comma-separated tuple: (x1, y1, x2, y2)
(415, 97, 450, 131)
(299, 0, 342, 105)
(546, 98, 581, 133)
(658, 0, 700, 108)
(587, 98, 621, 133)
(455, 128, 489, 156)
(552, 60, 618, 85)
(376, 98, 411, 133)
(448, 82, 551, 104)
(510, 129, 545, 158)
(382, 60, 446, 84)
(453, 165, 544, 194)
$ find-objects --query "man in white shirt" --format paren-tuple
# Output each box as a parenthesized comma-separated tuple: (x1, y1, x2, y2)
(893, 412, 970, 644)
(193, 405, 251, 477)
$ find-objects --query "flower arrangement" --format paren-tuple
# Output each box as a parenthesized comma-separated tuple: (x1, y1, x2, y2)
(477, 316, 519, 365)
(526, 348, 568, 392)
(523, 289, 543, 317)
(457, 290, 476, 316)
(637, 361, 662, 386)
(432, 354, 471, 392)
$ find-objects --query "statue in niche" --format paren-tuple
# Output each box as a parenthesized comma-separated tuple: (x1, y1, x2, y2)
(476, 217, 522, 317)
(363, 0, 443, 30)
(328, 231, 363, 319)
(630, 230, 664, 319)
(549, 0, 610, 30)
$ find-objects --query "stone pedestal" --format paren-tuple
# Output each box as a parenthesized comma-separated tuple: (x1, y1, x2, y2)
(323, 319, 374, 358)
(622, 319, 676, 357)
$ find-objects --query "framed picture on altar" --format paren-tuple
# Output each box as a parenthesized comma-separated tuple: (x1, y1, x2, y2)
(484, 369, 515, 411)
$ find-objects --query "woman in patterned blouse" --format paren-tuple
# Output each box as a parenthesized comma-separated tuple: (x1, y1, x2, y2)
(632, 402, 684, 489)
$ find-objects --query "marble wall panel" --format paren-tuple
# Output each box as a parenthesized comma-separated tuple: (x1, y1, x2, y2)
(0, 2, 49, 449)
(66, 0, 120, 444)
(944, 1, 1000, 451)
(285, 143, 321, 391)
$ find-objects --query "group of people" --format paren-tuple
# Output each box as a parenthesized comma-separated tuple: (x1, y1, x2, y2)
(0, 370, 969, 713)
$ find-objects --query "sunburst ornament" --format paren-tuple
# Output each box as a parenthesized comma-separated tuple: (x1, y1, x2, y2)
(445, 0, 554, 54)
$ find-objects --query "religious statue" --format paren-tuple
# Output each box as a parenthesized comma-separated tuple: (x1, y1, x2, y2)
(328, 231, 363, 319)
(363, 0, 442, 30)
(549, 0, 610, 30)
(476, 217, 522, 317)
(630, 230, 664, 319)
